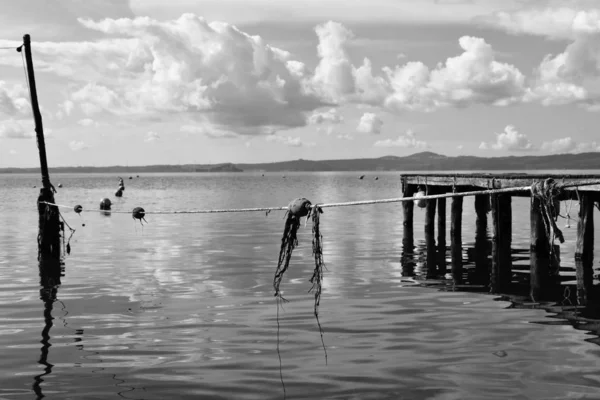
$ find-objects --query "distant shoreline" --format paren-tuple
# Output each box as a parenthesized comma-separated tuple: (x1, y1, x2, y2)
(2, 151, 600, 173)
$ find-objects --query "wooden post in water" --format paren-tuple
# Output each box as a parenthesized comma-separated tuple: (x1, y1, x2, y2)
(21, 34, 61, 261)
(437, 196, 447, 275)
(425, 188, 437, 278)
(450, 195, 463, 283)
(530, 195, 550, 301)
(575, 193, 595, 304)
(491, 189, 512, 293)
(474, 195, 489, 285)
(401, 178, 416, 276)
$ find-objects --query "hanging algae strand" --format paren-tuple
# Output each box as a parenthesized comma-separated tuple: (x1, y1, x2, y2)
(310, 204, 327, 363)
(273, 198, 313, 301)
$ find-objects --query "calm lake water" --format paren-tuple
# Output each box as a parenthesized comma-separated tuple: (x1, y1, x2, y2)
(1, 171, 600, 400)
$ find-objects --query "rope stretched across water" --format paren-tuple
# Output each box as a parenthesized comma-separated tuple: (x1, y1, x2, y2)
(39, 178, 600, 214)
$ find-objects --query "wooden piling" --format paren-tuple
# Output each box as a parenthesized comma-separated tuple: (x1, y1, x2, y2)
(450, 196, 463, 283)
(491, 192, 512, 293)
(530, 196, 550, 301)
(575, 194, 595, 304)
(575, 193, 595, 261)
(401, 179, 416, 277)
(474, 195, 489, 285)
(22, 34, 61, 260)
(437, 197, 447, 274)
(425, 189, 437, 278)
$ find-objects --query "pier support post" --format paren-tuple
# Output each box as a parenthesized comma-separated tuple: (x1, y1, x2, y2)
(474, 195, 490, 285)
(425, 189, 437, 278)
(450, 195, 463, 283)
(530, 196, 550, 301)
(22, 34, 61, 261)
(437, 196, 447, 275)
(491, 192, 512, 293)
(575, 194, 595, 304)
(401, 178, 416, 276)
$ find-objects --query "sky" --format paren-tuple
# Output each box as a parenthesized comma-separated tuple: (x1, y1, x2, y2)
(1, 0, 600, 167)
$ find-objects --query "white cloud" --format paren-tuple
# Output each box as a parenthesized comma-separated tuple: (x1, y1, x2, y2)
(77, 118, 99, 127)
(480, 125, 534, 151)
(384, 36, 526, 111)
(317, 126, 336, 136)
(69, 140, 90, 151)
(266, 134, 314, 147)
(145, 131, 160, 142)
(310, 21, 389, 105)
(0, 120, 33, 139)
(357, 112, 383, 134)
(9, 149, 17, 155)
(480, 8, 600, 40)
(308, 108, 343, 124)
(337, 133, 353, 140)
(0, 81, 30, 117)
(373, 129, 428, 148)
(181, 124, 239, 138)
(541, 136, 600, 153)
(456, 144, 464, 150)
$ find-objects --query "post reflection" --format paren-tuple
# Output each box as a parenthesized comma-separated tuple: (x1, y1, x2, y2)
(33, 258, 63, 399)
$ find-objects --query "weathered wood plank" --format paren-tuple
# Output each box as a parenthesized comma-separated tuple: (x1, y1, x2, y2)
(402, 174, 600, 192)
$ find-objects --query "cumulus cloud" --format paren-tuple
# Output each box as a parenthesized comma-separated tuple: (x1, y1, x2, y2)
(145, 131, 160, 142)
(482, 7, 600, 109)
(9, 149, 17, 155)
(266, 134, 315, 147)
(69, 140, 90, 151)
(0, 120, 34, 139)
(373, 129, 428, 148)
(480, 125, 534, 151)
(357, 112, 383, 134)
(541, 136, 600, 153)
(384, 36, 526, 111)
(337, 133, 353, 140)
(308, 108, 343, 124)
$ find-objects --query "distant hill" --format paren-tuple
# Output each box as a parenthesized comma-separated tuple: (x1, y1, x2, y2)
(1, 152, 599, 173)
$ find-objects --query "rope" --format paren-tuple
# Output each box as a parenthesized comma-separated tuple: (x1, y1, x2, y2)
(38, 178, 600, 215)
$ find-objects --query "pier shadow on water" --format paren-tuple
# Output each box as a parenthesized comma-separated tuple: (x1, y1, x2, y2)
(401, 231, 600, 348)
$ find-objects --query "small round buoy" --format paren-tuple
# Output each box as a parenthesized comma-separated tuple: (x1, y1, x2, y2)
(74, 205, 83, 214)
(129, 176, 132, 179)
(33, 185, 36, 188)
(115, 188, 123, 197)
(132, 207, 147, 224)
(414, 191, 427, 208)
(359, 175, 365, 180)
(100, 198, 112, 210)
(136, 175, 139, 178)
(288, 198, 312, 217)
(57, 183, 63, 188)
(374, 177, 379, 180)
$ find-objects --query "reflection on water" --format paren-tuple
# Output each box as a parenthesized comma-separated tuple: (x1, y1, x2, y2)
(1, 172, 600, 399)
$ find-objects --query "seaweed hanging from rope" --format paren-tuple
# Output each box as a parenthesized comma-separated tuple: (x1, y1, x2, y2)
(309, 204, 327, 364)
(273, 198, 312, 300)
(531, 178, 565, 267)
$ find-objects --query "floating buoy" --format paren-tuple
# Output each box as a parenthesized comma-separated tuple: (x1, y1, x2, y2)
(359, 175, 365, 180)
(374, 176, 379, 180)
(115, 188, 123, 197)
(99, 198, 112, 210)
(288, 197, 312, 217)
(33, 185, 36, 188)
(129, 176, 132, 179)
(414, 191, 427, 208)
(57, 183, 63, 188)
(132, 207, 147, 225)
(136, 175, 139, 178)
(74, 205, 83, 214)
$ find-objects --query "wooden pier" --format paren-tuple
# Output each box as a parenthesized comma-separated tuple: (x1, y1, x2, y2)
(400, 173, 600, 301)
